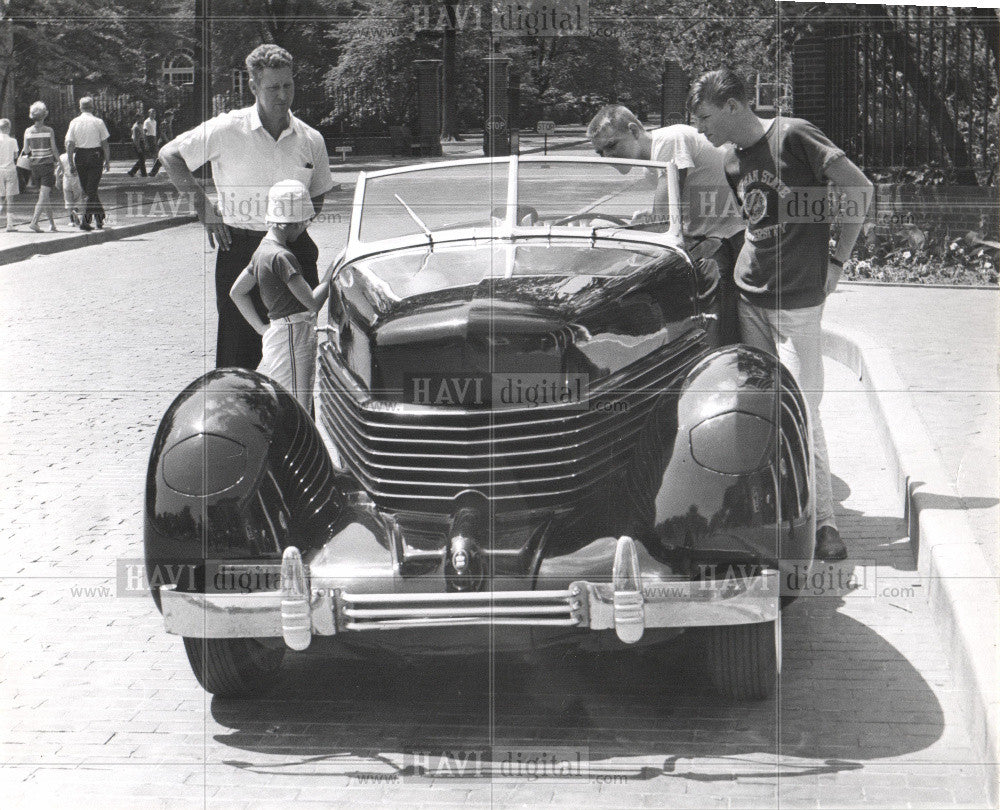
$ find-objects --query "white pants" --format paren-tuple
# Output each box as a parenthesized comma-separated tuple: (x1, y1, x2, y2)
(738, 298, 836, 529)
(258, 313, 317, 410)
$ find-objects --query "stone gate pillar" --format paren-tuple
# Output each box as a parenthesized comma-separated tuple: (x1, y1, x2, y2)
(660, 59, 689, 126)
(791, 26, 830, 130)
(483, 55, 511, 157)
(414, 59, 443, 157)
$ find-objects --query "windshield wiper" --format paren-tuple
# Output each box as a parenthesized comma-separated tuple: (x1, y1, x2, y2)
(394, 194, 433, 245)
(590, 219, 672, 233)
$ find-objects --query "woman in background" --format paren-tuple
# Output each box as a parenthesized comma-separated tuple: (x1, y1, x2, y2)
(21, 101, 60, 232)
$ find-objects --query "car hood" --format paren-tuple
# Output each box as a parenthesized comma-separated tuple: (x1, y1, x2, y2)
(333, 241, 700, 406)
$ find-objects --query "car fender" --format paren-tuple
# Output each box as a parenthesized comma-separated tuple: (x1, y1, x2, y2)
(143, 369, 345, 608)
(632, 345, 815, 577)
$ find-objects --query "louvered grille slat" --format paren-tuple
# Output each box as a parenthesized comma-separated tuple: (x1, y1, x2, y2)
(319, 339, 704, 512)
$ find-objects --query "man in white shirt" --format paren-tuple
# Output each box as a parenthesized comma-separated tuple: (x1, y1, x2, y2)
(65, 96, 111, 230)
(159, 44, 334, 369)
(588, 106, 745, 343)
(143, 109, 161, 176)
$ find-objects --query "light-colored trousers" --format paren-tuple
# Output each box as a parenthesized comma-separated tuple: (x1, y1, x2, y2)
(738, 298, 836, 529)
(258, 312, 317, 410)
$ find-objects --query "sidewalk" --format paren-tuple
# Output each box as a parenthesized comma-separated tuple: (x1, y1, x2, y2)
(825, 283, 999, 573)
(0, 161, 198, 263)
(824, 282, 999, 804)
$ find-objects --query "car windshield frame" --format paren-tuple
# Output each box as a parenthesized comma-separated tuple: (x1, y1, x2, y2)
(343, 155, 684, 266)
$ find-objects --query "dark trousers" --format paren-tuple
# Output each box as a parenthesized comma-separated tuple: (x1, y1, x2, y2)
(215, 228, 320, 369)
(127, 145, 147, 177)
(688, 230, 745, 345)
(147, 137, 162, 176)
(74, 148, 105, 225)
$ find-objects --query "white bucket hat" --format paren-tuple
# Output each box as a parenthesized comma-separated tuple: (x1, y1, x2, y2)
(266, 179, 315, 224)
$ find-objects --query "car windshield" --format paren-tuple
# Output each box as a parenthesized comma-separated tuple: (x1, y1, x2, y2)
(358, 162, 509, 242)
(517, 161, 657, 226)
(355, 157, 670, 245)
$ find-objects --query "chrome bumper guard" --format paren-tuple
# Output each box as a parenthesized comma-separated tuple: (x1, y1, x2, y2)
(160, 538, 779, 649)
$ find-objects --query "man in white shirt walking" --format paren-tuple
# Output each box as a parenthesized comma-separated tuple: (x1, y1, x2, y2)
(143, 109, 163, 176)
(158, 44, 334, 369)
(65, 96, 111, 230)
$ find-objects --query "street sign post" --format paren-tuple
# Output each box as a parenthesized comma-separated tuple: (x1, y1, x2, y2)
(537, 120, 556, 154)
(335, 145, 353, 162)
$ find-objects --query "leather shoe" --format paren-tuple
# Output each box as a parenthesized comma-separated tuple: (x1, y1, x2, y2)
(79, 222, 93, 231)
(815, 526, 847, 561)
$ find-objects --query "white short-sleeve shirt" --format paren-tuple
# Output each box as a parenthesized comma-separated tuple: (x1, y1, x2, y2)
(65, 112, 110, 149)
(168, 106, 334, 230)
(0, 133, 18, 172)
(649, 124, 744, 240)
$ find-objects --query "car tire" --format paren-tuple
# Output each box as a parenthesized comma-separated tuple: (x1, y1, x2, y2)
(700, 615, 781, 701)
(182, 637, 285, 697)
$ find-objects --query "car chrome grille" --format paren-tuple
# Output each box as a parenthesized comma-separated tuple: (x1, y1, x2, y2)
(338, 589, 581, 631)
(317, 335, 705, 512)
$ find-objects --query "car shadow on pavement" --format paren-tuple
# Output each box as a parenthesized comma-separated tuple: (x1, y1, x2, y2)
(208, 567, 946, 786)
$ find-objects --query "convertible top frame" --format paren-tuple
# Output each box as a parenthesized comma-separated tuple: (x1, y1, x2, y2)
(341, 155, 684, 268)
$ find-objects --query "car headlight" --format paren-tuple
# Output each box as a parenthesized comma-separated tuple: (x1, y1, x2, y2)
(161, 433, 247, 496)
(689, 411, 775, 475)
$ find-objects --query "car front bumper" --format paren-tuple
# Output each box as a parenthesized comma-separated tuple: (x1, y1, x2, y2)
(160, 537, 780, 650)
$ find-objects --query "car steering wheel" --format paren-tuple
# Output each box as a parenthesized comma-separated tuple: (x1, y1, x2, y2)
(552, 212, 631, 227)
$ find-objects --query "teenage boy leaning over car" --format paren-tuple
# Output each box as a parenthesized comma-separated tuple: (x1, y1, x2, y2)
(587, 106, 746, 344)
(688, 68, 873, 562)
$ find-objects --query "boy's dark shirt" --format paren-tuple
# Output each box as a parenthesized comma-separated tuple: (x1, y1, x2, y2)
(724, 116, 845, 309)
(248, 237, 309, 320)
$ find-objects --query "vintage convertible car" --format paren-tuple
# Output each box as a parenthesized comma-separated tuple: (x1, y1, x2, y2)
(144, 156, 815, 700)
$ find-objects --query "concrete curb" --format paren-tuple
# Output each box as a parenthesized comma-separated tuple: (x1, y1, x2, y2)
(0, 215, 198, 266)
(824, 324, 999, 805)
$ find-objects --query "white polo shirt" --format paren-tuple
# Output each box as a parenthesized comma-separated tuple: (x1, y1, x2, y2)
(649, 124, 744, 240)
(143, 117, 157, 138)
(169, 105, 333, 230)
(0, 133, 18, 174)
(65, 112, 110, 149)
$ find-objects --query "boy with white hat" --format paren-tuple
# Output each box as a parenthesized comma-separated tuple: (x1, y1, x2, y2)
(230, 179, 331, 408)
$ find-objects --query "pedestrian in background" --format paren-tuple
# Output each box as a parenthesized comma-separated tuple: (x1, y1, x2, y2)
(56, 152, 84, 226)
(688, 68, 874, 562)
(230, 179, 330, 409)
(149, 109, 174, 177)
(158, 43, 333, 370)
(21, 101, 59, 232)
(143, 109, 160, 176)
(0, 119, 18, 231)
(65, 96, 111, 230)
(127, 113, 147, 178)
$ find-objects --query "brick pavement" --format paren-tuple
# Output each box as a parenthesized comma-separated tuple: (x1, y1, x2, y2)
(0, 226, 992, 808)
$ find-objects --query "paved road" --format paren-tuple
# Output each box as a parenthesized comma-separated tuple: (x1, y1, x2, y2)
(0, 224, 991, 808)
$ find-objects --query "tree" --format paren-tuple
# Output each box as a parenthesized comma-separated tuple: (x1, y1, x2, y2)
(4, 0, 190, 134)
